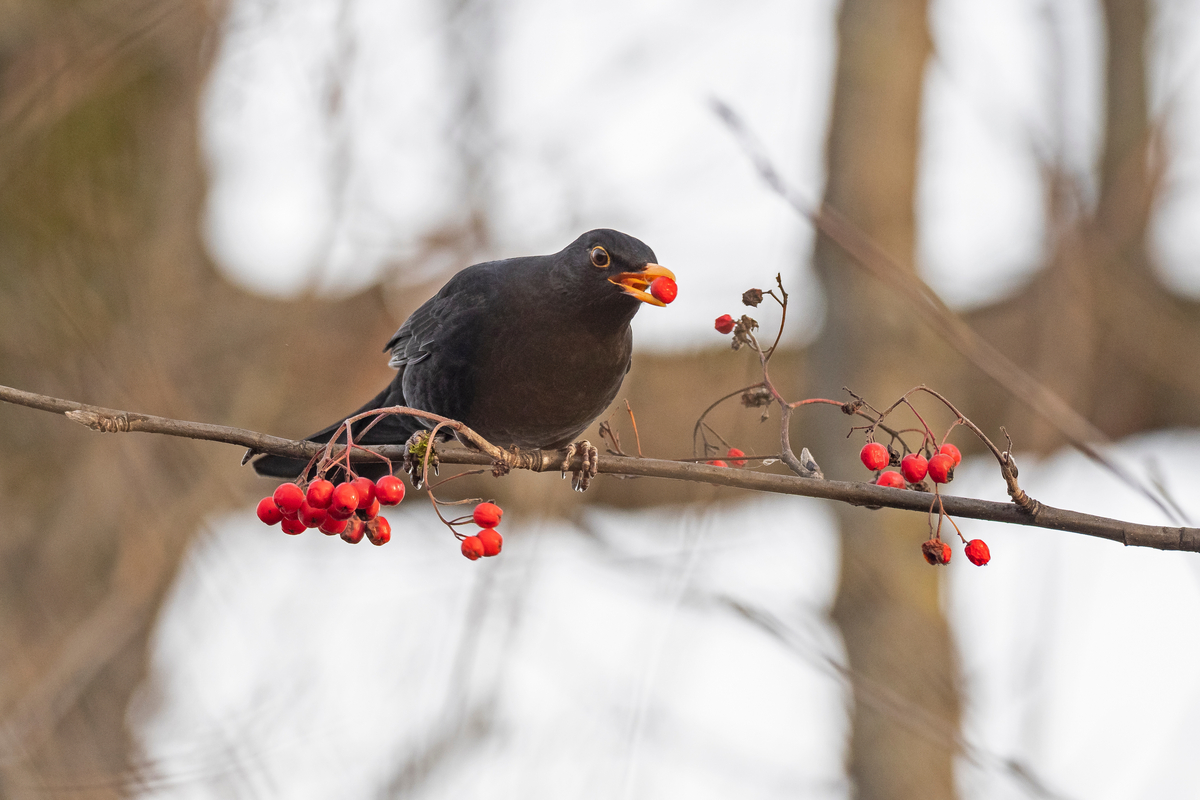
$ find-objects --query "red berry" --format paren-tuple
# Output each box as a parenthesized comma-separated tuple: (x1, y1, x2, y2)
(330, 483, 360, 517)
(341, 517, 365, 544)
(650, 276, 678, 304)
(305, 479, 334, 509)
(706, 459, 728, 468)
(901, 453, 928, 483)
(257, 497, 283, 526)
(281, 517, 307, 536)
(326, 502, 354, 520)
(875, 470, 905, 489)
(358, 497, 380, 521)
(366, 516, 391, 546)
(860, 442, 889, 471)
(376, 475, 405, 505)
(727, 447, 747, 467)
(298, 501, 327, 529)
(921, 539, 952, 565)
(965, 539, 991, 566)
(938, 443, 962, 466)
(461, 536, 485, 560)
(319, 516, 348, 535)
(477, 528, 502, 557)
(714, 314, 736, 334)
(473, 502, 503, 529)
(351, 477, 376, 509)
(273, 483, 305, 515)
(927, 453, 955, 484)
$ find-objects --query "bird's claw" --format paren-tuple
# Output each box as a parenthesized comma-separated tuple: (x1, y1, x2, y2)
(561, 440, 599, 491)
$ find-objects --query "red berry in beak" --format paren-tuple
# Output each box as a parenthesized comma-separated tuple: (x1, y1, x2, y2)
(650, 276, 677, 304)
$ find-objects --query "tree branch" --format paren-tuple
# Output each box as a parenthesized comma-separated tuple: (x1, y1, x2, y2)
(2, 383, 1196, 552)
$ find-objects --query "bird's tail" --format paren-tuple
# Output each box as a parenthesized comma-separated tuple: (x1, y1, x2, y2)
(251, 382, 423, 482)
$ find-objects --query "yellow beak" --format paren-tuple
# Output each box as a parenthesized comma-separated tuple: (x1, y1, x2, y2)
(608, 264, 677, 307)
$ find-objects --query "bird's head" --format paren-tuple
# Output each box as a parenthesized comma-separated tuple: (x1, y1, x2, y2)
(557, 229, 676, 309)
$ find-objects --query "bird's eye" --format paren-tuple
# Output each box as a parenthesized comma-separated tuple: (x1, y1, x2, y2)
(590, 246, 610, 268)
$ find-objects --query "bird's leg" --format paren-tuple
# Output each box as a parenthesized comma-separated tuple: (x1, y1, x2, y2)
(403, 430, 438, 489)
(560, 440, 599, 491)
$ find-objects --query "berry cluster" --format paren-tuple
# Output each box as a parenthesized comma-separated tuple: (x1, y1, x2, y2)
(256, 474, 406, 546)
(860, 441, 991, 567)
(861, 441, 962, 489)
(459, 502, 503, 561)
(920, 537, 991, 566)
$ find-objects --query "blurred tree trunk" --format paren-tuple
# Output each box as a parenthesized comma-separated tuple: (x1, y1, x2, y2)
(964, 0, 1200, 445)
(0, 3, 400, 796)
(805, 1, 960, 799)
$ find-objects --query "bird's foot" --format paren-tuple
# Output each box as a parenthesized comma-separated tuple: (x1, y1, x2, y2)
(560, 440, 599, 491)
(491, 448, 514, 478)
(404, 430, 438, 489)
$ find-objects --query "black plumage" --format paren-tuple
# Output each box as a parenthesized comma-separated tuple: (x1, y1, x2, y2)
(252, 229, 673, 481)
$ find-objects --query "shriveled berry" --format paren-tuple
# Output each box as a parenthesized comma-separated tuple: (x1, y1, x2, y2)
(366, 516, 391, 546)
(461, 536, 485, 560)
(341, 517, 365, 544)
(927, 453, 955, 484)
(921, 539, 952, 565)
(860, 442, 889, 471)
(273, 483, 305, 515)
(477, 528, 502, 557)
(298, 501, 327, 529)
(727, 447, 747, 467)
(706, 459, 728, 468)
(281, 517, 307, 536)
(650, 276, 678, 304)
(938, 443, 962, 466)
(472, 502, 503, 529)
(330, 483, 360, 517)
(965, 539, 991, 566)
(876, 470, 906, 489)
(714, 314, 736, 334)
(351, 477, 376, 509)
(901, 453, 928, 483)
(358, 497, 380, 521)
(319, 516, 348, 535)
(257, 497, 284, 526)
(305, 479, 334, 509)
(376, 475, 405, 505)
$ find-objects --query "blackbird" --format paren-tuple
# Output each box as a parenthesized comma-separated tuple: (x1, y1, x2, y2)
(252, 229, 675, 488)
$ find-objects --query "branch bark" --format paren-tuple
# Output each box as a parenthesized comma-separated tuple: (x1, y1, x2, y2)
(3, 383, 1196, 553)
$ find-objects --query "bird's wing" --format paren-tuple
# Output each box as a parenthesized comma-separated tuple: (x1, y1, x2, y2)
(384, 267, 495, 368)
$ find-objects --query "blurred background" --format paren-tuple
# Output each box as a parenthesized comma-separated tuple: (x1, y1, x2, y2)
(1, 0, 1199, 797)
